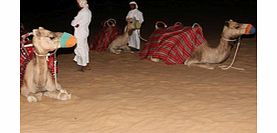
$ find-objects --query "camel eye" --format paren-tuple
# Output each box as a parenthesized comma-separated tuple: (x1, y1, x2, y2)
(49, 34, 56, 40)
(235, 25, 240, 29)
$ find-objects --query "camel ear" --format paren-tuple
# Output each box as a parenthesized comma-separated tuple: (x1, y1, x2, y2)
(229, 19, 233, 22)
(32, 29, 40, 37)
(38, 27, 44, 30)
(224, 21, 229, 27)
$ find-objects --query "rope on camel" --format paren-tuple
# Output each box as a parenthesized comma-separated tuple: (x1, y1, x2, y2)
(139, 34, 148, 42)
(104, 18, 117, 27)
(139, 21, 169, 42)
(219, 36, 245, 71)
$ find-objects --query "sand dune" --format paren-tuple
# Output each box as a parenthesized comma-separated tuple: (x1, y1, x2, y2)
(21, 38, 256, 133)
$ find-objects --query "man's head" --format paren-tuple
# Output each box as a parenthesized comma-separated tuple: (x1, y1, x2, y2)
(129, 1, 138, 10)
(77, 0, 88, 8)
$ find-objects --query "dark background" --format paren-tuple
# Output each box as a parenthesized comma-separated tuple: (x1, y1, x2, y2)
(21, 0, 257, 44)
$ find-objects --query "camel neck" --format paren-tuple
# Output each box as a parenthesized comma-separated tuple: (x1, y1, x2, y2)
(35, 56, 47, 64)
(34, 55, 48, 76)
(218, 37, 235, 49)
(34, 55, 48, 88)
(213, 37, 234, 60)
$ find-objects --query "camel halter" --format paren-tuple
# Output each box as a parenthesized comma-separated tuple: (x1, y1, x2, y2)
(219, 36, 244, 71)
(33, 49, 58, 61)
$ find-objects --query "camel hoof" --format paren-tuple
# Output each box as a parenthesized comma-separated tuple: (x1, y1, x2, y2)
(150, 57, 160, 62)
(27, 96, 38, 103)
(184, 60, 189, 65)
(113, 50, 122, 54)
(58, 92, 71, 101)
(35, 93, 43, 101)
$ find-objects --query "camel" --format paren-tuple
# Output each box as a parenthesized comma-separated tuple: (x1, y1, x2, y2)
(184, 20, 255, 69)
(108, 19, 136, 54)
(21, 27, 76, 102)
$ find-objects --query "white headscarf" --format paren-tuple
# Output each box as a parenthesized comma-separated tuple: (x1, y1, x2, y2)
(77, 0, 88, 8)
(129, 1, 138, 9)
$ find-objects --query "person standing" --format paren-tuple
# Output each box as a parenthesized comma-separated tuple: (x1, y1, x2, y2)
(126, 1, 144, 52)
(71, 0, 92, 72)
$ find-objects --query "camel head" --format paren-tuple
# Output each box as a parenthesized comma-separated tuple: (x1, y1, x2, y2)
(222, 20, 256, 39)
(125, 19, 136, 35)
(32, 27, 76, 55)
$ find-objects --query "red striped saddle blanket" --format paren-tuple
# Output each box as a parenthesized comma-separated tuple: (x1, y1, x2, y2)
(139, 24, 207, 64)
(89, 26, 120, 52)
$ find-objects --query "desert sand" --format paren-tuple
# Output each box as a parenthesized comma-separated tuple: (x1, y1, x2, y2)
(21, 38, 256, 133)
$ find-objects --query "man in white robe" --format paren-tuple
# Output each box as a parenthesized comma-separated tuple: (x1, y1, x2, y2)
(71, 0, 92, 71)
(126, 1, 144, 51)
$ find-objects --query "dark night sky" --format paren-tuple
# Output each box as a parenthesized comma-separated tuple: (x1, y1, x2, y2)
(21, 0, 257, 13)
(20, 0, 257, 39)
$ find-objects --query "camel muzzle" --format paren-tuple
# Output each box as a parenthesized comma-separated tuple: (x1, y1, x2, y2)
(60, 32, 77, 48)
(241, 24, 256, 35)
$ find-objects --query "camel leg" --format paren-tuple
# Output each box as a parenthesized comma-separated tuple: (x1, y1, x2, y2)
(21, 82, 43, 102)
(26, 92, 43, 102)
(44, 81, 71, 101)
(121, 45, 131, 52)
(184, 59, 215, 70)
(110, 45, 121, 54)
(43, 90, 71, 101)
(150, 56, 160, 62)
(189, 63, 215, 70)
(21, 89, 43, 103)
(43, 74, 71, 101)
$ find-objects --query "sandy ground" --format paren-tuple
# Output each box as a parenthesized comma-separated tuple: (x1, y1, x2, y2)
(21, 38, 256, 133)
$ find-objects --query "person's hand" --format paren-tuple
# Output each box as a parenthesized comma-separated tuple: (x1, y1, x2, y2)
(75, 24, 79, 28)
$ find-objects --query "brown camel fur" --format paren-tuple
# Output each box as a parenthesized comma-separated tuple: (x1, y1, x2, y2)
(184, 20, 252, 69)
(21, 27, 72, 102)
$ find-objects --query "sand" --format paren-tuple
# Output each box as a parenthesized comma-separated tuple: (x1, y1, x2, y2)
(21, 38, 256, 133)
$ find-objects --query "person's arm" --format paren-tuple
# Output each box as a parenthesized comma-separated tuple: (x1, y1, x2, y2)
(138, 11, 144, 24)
(71, 11, 84, 27)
